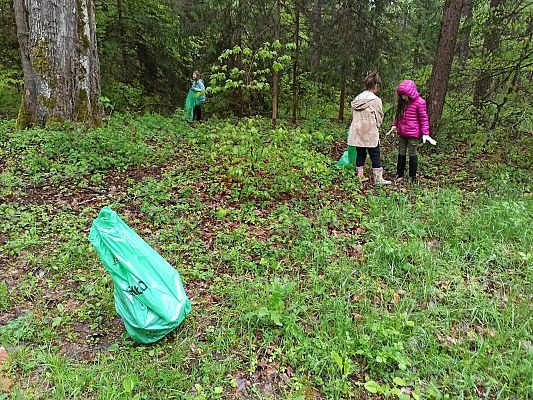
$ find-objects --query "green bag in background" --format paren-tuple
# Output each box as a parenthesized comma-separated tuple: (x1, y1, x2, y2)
(88, 206, 191, 344)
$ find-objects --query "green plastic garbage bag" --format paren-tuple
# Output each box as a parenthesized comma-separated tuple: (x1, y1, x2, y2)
(184, 88, 203, 122)
(336, 145, 357, 168)
(336, 128, 357, 168)
(88, 206, 191, 344)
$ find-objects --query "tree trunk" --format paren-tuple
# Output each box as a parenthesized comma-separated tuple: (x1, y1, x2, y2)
(291, 2, 300, 125)
(311, 0, 321, 71)
(14, 0, 102, 128)
(117, 0, 127, 77)
(272, 0, 280, 127)
(233, 0, 244, 117)
(490, 18, 531, 129)
(473, 0, 507, 108)
(338, 76, 346, 123)
(272, 71, 279, 128)
(457, 0, 474, 67)
(427, 0, 462, 134)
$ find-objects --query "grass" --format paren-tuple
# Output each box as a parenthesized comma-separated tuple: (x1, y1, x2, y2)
(0, 113, 532, 399)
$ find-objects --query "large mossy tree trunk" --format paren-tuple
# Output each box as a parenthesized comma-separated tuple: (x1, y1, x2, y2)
(13, 0, 102, 128)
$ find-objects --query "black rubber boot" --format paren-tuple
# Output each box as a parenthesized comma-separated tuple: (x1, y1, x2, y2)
(396, 154, 406, 179)
(408, 155, 418, 182)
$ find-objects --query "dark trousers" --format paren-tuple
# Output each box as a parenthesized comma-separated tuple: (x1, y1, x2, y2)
(356, 146, 381, 168)
(193, 105, 202, 121)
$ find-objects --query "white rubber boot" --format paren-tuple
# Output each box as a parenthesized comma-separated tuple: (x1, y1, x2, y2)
(373, 168, 391, 185)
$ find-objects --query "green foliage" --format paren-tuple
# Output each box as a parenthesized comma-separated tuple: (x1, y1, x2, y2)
(185, 117, 334, 201)
(0, 69, 22, 119)
(247, 278, 296, 327)
(0, 113, 185, 185)
(95, 0, 193, 112)
(207, 42, 293, 116)
(106, 81, 145, 112)
(0, 313, 36, 345)
(0, 114, 532, 399)
(0, 0, 20, 118)
(1, 0, 530, 133)
(0, 280, 10, 311)
(443, 0, 532, 132)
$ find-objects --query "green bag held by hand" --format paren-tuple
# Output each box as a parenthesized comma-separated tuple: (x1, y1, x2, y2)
(184, 88, 204, 122)
(88, 206, 191, 344)
(336, 128, 357, 168)
(336, 145, 357, 168)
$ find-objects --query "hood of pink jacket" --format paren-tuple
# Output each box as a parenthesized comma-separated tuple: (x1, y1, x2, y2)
(397, 80, 420, 100)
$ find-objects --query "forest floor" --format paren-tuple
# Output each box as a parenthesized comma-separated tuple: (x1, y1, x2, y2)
(0, 114, 532, 399)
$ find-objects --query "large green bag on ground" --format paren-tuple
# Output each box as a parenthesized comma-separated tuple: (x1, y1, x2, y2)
(184, 88, 203, 122)
(88, 206, 191, 344)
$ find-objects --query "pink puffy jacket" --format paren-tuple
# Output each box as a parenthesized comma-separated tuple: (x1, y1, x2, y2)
(393, 80, 430, 139)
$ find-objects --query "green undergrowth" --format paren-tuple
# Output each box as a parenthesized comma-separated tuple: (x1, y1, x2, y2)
(0, 115, 531, 399)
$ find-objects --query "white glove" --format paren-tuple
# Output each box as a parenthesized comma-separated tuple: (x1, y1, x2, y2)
(386, 126, 397, 136)
(423, 135, 437, 145)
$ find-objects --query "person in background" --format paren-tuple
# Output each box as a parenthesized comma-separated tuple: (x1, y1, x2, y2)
(387, 80, 437, 182)
(191, 70, 206, 121)
(347, 71, 391, 185)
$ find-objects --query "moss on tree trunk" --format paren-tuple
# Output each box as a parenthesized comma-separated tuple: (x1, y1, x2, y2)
(13, 0, 103, 129)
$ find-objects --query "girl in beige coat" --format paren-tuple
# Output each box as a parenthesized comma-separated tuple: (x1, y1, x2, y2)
(347, 72, 390, 185)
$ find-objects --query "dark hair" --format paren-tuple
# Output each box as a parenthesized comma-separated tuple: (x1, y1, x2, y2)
(364, 71, 381, 90)
(193, 70, 201, 79)
(395, 94, 409, 122)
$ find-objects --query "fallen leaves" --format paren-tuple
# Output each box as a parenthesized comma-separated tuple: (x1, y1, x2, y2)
(0, 375, 14, 393)
(436, 333, 459, 347)
(391, 289, 407, 305)
(436, 280, 450, 289)
(437, 324, 498, 348)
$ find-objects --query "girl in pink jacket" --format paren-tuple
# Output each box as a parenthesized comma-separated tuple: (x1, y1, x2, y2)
(388, 80, 436, 182)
